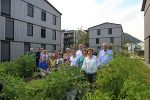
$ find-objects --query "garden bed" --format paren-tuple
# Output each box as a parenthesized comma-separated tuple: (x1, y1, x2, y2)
(0, 53, 150, 100)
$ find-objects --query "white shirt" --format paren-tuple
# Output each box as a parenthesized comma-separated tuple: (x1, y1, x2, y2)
(70, 56, 78, 66)
(76, 50, 82, 58)
(56, 58, 63, 65)
(81, 55, 98, 74)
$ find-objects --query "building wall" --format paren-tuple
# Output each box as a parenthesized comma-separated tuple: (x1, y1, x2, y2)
(144, 0, 150, 39)
(89, 23, 123, 51)
(144, 0, 150, 63)
(0, 41, 1, 62)
(145, 38, 149, 63)
(0, 0, 61, 61)
(0, 16, 5, 40)
(62, 31, 75, 50)
(61, 32, 64, 52)
(10, 42, 24, 60)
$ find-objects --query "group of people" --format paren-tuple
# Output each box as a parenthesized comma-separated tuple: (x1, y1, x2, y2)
(33, 43, 113, 82)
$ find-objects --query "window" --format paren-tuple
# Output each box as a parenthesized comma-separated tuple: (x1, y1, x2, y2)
(52, 45, 56, 52)
(1, 41, 10, 62)
(53, 15, 56, 25)
(27, 4, 34, 17)
(24, 43, 30, 53)
(52, 30, 56, 40)
(96, 38, 99, 44)
(108, 28, 112, 34)
(27, 23, 33, 36)
(41, 10, 46, 21)
(97, 29, 101, 35)
(1, 0, 11, 16)
(41, 44, 46, 50)
(41, 28, 46, 38)
(5, 18, 14, 40)
(110, 37, 114, 43)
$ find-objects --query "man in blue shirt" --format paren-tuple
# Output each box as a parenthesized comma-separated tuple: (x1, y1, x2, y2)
(97, 43, 113, 67)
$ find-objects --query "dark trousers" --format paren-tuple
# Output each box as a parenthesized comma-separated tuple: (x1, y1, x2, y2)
(85, 73, 96, 84)
(0, 82, 3, 93)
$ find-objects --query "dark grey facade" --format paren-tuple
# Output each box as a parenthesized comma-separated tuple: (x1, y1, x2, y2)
(61, 30, 75, 51)
(0, 0, 61, 61)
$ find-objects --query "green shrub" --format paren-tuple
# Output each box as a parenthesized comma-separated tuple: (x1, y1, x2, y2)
(86, 55, 150, 99)
(15, 54, 36, 78)
(119, 80, 150, 99)
(0, 73, 25, 100)
(0, 62, 21, 76)
(83, 90, 110, 100)
(45, 65, 88, 100)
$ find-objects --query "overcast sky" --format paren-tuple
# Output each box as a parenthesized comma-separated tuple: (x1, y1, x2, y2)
(48, 0, 144, 41)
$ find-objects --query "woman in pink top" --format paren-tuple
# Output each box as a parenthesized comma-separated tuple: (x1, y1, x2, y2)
(64, 48, 71, 64)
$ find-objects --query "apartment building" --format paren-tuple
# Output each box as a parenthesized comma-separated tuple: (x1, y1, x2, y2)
(141, 0, 150, 63)
(61, 30, 75, 51)
(88, 22, 124, 52)
(0, 0, 61, 61)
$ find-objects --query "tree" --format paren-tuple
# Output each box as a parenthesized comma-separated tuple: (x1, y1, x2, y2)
(74, 28, 89, 49)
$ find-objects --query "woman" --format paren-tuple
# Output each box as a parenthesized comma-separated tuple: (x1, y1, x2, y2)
(40, 50, 49, 63)
(64, 48, 71, 64)
(49, 54, 56, 71)
(38, 50, 50, 77)
(81, 48, 97, 84)
(56, 54, 64, 66)
(70, 50, 78, 67)
(77, 49, 87, 67)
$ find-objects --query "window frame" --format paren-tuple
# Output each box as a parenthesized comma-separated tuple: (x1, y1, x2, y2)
(27, 23, 33, 36)
(41, 27, 46, 38)
(41, 10, 46, 21)
(108, 28, 112, 35)
(52, 45, 56, 52)
(97, 29, 101, 35)
(110, 37, 114, 43)
(5, 18, 14, 40)
(96, 38, 99, 44)
(52, 29, 56, 40)
(24, 42, 30, 53)
(1, 0, 11, 16)
(1, 41, 10, 62)
(53, 15, 56, 25)
(27, 4, 34, 17)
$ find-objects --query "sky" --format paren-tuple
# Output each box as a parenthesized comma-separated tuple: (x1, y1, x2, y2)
(48, 0, 144, 41)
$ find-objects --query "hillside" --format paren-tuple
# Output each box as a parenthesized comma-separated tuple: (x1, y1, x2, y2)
(124, 33, 142, 44)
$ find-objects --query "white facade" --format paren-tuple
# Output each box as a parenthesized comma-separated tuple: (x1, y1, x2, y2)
(142, 0, 150, 63)
(88, 22, 124, 52)
(0, 0, 61, 61)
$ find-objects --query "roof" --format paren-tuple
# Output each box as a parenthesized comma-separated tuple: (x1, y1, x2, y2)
(141, 0, 147, 11)
(45, 0, 62, 15)
(88, 22, 122, 29)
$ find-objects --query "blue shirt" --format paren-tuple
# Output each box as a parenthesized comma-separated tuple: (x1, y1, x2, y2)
(97, 49, 113, 66)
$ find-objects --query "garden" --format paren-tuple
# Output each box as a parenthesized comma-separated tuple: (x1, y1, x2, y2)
(0, 53, 150, 100)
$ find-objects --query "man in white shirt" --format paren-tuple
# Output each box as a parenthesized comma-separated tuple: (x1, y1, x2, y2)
(76, 44, 84, 59)
(97, 43, 113, 67)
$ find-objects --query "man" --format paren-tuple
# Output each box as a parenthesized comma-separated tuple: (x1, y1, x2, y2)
(76, 44, 84, 59)
(97, 43, 113, 67)
(35, 48, 41, 67)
